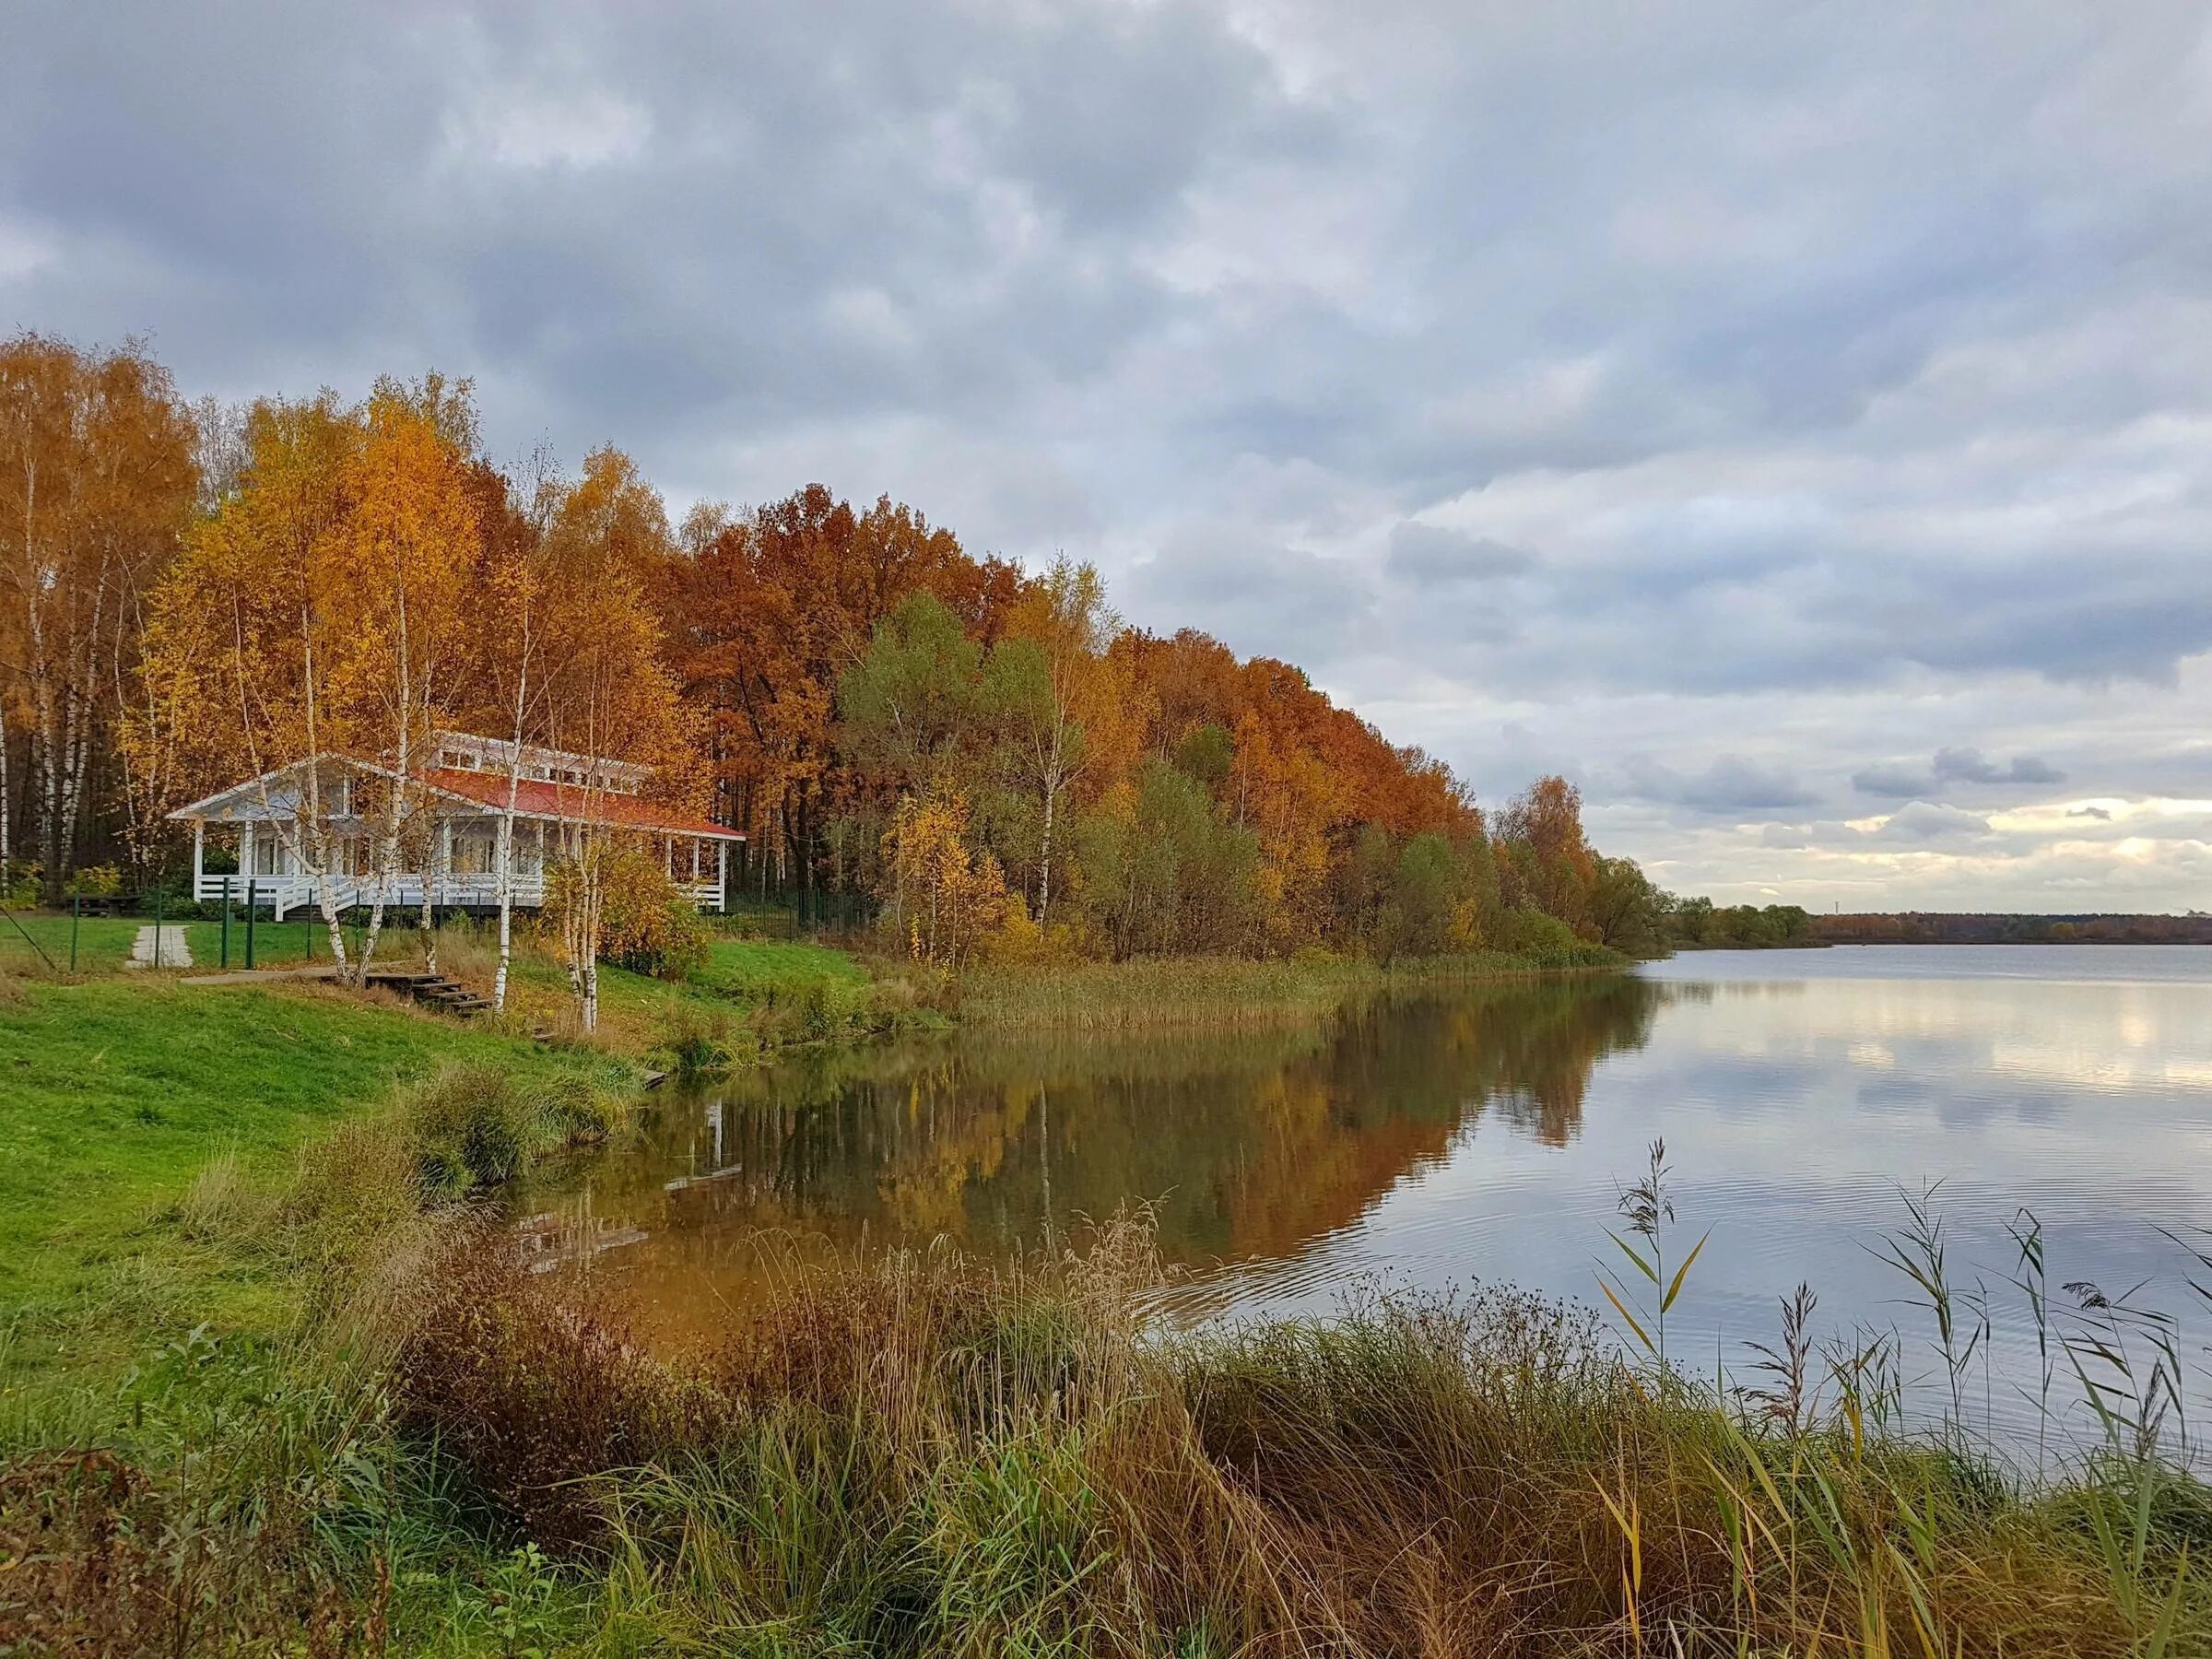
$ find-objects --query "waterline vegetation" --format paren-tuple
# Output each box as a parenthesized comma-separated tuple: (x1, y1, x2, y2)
(5, 1056, 2208, 1653)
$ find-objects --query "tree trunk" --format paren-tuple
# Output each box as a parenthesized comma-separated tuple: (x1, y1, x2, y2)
(492, 662, 531, 1014)
(418, 854, 437, 976)
(33, 663, 61, 905)
(493, 810, 515, 1013)
(1037, 766, 1056, 925)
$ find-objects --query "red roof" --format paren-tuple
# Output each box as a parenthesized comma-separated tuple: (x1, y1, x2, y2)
(421, 768, 743, 840)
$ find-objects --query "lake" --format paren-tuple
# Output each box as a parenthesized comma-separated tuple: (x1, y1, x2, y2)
(524, 945, 2212, 1452)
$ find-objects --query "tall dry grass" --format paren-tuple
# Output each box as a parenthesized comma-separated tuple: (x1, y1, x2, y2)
(387, 1212, 2208, 1656)
(956, 949, 1626, 1031)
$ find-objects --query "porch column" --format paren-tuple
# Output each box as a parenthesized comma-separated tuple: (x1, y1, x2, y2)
(240, 819, 257, 886)
(716, 839, 727, 913)
(193, 821, 205, 898)
(691, 838, 701, 881)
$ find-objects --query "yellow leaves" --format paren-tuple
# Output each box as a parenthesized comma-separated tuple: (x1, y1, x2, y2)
(884, 788, 1009, 969)
(138, 383, 484, 796)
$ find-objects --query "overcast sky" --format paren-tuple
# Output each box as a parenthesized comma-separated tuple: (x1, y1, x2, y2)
(7, 1, 2208, 911)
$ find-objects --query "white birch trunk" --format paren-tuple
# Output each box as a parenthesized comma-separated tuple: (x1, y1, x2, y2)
(493, 662, 531, 1015)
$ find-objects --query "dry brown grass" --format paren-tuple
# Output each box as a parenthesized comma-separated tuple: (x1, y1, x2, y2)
(384, 1218, 2201, 1657)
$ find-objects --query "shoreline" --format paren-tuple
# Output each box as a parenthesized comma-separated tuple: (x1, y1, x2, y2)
(5, 940, 2208, 1650)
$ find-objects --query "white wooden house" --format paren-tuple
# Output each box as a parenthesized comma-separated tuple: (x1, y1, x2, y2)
(171, 733, 744, 917)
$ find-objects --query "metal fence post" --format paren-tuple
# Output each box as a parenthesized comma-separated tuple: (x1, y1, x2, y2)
(154, 887, 164, 969)
(220, 877, 231, 969)
(245, 879, 257, 971)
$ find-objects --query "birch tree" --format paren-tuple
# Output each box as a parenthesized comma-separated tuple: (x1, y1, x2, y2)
(534, 451, 688, 1032)
(0, 335, 194, 899)
(984, 557, 1114, 926)
(467, 449, 560, 1013)
(132, 383, 478, 983)
(334, 382, 477, 977)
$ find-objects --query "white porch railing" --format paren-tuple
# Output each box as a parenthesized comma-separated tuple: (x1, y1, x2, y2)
(194, 871, 726, 917)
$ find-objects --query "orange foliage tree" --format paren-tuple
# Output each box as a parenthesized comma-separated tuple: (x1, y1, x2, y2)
(132, 380, 479, 981)
(662, 485, 1022, 903)
(0, 334, 196, 897)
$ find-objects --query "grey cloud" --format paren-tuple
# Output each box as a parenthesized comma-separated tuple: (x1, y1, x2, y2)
(7, 1, 2211, 908)
(1874, 802, 1994, 843)
(1852, 748, 2066, 797)
(1933, 747, 2065, 786)
(1385, 523, 1535, 586)
(2069, 805, 2113, 821)
(1852, 763, 1934, 799)
(1623, 755, 1818, 816)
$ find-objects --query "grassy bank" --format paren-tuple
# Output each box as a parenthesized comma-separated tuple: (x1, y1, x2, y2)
(957, 944, 1623, 1030)
(0, 923, 1608, 1377)
(0, 925, 915, 1386)
(383, 1222, 2210, 1655)
(8, 1124, 2206, 1653)
(0, 974, 642, 1382)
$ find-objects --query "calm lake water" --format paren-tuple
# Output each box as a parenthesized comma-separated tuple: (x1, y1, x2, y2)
(525, 946, 2212, 1450)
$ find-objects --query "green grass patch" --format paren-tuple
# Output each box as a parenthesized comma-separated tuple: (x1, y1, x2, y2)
(0, 976, 639, 1379)
(688, 935, 870, 997)
(182, 912, 327, 970)
(0, 913, 145, 975)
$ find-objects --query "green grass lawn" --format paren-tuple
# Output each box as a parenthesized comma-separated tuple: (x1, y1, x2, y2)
(0, 914, 146, 975)
(689, 935, 869, 997)
(0, 924, 895, 1381)
(0, 976, 641, 1372)
(0, 910, 325, 974)
(182, 912, 326, 970)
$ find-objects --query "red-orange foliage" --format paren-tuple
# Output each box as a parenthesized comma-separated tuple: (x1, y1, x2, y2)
(663, 485, 1024, 894)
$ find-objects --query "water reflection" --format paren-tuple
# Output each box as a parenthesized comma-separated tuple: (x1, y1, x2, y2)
(522, 975, 1665, 1337)
(524, 947, 2212, 1449)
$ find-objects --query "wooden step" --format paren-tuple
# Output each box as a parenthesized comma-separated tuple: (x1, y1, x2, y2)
(365, 968, 488, 1018)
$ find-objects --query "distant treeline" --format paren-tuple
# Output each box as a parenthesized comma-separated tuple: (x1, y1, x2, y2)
(1660, 898, 1817, 949)
(1811, 912, 2212, 946)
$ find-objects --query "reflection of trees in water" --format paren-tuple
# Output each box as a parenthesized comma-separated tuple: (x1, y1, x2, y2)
(531, 976, 1667, 1326)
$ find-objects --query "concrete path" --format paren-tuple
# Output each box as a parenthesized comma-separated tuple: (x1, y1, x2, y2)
(125, 924, 194, 970)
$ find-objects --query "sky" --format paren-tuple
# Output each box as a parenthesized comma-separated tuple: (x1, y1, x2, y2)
(6, 1, 2208, 912)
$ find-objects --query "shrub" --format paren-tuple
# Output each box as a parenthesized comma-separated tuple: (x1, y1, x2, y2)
(547, 846, 712, 981)
(398, 1061, 628, 1196)
(64, 865, 123, 899)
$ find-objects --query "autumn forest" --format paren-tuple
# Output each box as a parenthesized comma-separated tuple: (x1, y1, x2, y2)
(0, 333, 1671, 971)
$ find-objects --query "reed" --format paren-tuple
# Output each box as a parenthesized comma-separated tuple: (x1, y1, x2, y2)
(374, 1211, 2208, 1656)
(957, 947, 1627, 1031)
